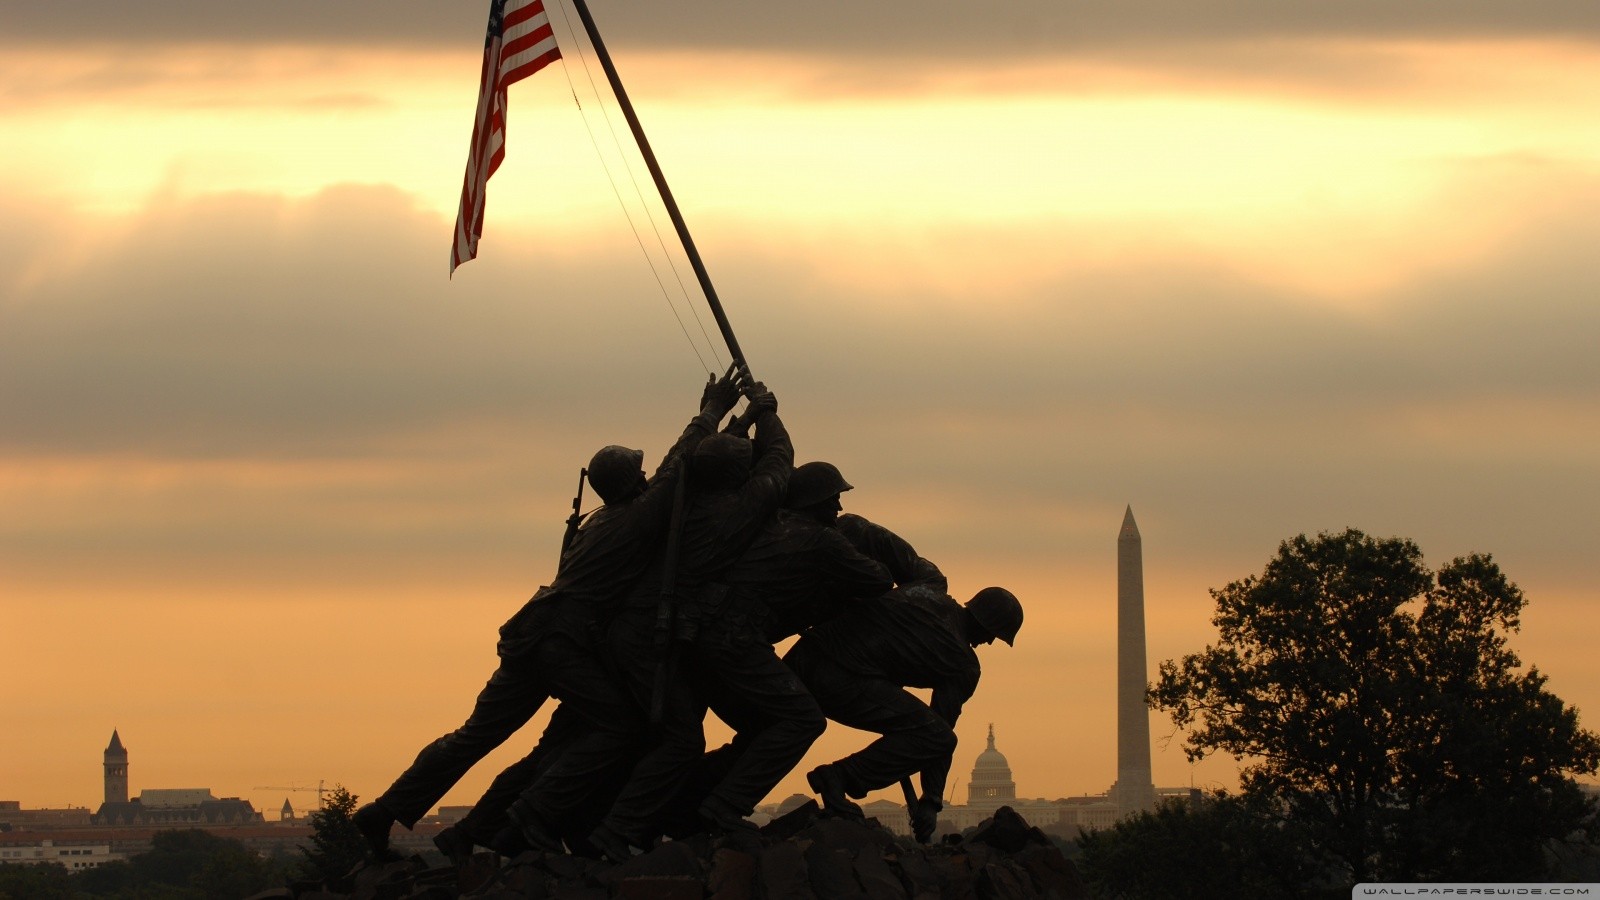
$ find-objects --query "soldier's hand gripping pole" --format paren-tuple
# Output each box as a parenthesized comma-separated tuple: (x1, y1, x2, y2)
(719, 378, 774, 438)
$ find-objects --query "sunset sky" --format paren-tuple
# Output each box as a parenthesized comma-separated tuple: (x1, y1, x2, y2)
(3, 2, 1598, 820)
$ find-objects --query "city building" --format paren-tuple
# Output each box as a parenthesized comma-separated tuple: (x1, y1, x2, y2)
(966, 724, 1017, 809)
(0, 801, 93, 831)
(945, 726, 1063, 832)
(91, 731, 263, 827)
(0, 838, 123, 870)
(103, 730, 128, 806)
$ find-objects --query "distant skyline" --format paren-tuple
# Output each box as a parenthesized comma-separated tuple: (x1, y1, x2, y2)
(3, 2, 1597, 817)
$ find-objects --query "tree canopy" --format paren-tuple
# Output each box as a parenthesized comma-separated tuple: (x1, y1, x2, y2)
(11, 828, 292, 899)
(1150, 529, 1599, 883)
(300, 784, 367, 884)
(1078, 791, 1339, 900)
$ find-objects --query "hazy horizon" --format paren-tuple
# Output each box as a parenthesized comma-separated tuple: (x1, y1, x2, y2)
(3, 1, 1597, 817)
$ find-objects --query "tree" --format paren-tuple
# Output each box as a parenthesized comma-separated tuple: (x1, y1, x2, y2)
(1150, 529, 1600, 883)
(0, 862, 74, 900)
(1077, 791, 1341, 900)
(299, 784, 368, 884)
(70, 828, 291, 898)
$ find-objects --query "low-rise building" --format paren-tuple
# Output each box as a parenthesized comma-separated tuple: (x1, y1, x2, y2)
(0, 801, 94, 831)
(0, 838, 123, 870)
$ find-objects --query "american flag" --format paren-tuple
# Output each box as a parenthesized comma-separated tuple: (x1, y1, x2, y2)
(451, 0, 562, 275)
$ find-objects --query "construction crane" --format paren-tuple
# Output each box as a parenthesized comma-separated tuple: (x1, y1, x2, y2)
(252, 780, 332, 811)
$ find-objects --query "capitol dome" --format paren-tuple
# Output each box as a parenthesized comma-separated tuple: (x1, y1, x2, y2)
(966, 724, 1017, 808)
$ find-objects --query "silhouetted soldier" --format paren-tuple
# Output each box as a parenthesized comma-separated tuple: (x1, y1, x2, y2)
(654, 461, 953, 838)
(786, 586, 1023, 842)
(785, 460, 947, 601)
(588, 386, 823, 860)
(715, 463, 897, 646)
(351, 376, 740, 859)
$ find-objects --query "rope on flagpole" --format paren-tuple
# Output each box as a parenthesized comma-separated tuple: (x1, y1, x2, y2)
(559, 69, 718, 375)
(549, 0, 726, 375)
(564, 0, 754, 383)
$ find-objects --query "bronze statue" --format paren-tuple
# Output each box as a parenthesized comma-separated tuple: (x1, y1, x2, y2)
(644, 462, 973, 844)
(586, 385, 843, 861)
(350, 376, 741, 860)
(789, 585, 1023, 842)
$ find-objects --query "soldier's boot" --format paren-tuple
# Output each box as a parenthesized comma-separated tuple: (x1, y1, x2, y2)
(486, 825, 531, 859)
(806, 765, 864, 819)
(431, 824, 474, 867)
(506, 801, 565, 855)
(697, 793, 759, 835)
(586, 823, 636, 865)
(352, 802, 403, 862)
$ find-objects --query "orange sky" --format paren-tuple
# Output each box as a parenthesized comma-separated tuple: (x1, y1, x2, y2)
(3, 4, 1598, 818)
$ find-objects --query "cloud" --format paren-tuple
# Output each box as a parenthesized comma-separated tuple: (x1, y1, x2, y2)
(3, 168, 1595, 809)
(8, 14, 1598, 122)
(4, 2, 1598, 53)
(6, 177, 1595, 462)
(2, 163, 1596, 589)
(0, 185, 704, 458)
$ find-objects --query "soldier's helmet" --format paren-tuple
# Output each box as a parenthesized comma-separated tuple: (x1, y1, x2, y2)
(691, 433, 754, 488)
(587, 445, 645, 504)
(786, 461, 854, 509)
(966, 587, 1023, 646)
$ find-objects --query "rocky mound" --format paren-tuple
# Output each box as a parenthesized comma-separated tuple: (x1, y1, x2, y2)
(256, 803, 1086, 900)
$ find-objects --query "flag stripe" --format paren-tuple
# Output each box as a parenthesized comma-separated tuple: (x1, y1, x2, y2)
(451, 0, 561, 275)
(502, 0, 544, 28)
(502, 45, 560, 85)
(503, 19, 556, 60)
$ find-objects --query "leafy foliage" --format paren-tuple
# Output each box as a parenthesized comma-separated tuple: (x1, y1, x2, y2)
(1077, 792, 1341, 900)
(1150, 529, 1600, 883)
(0, 861, 75, 900)
(11, 828, 293, 899)
(299, 784, 367, 883)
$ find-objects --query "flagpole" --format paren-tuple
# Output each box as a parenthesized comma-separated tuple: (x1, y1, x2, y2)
(567, 0, 752, 380)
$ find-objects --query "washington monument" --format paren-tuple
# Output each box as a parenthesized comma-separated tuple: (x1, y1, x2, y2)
(1114, 506, 1156, 817)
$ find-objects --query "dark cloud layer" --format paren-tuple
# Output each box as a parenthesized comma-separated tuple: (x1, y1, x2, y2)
(5, 184, 1597, 458)
(3, 1, 1598, 54)
(2, 180, 1596, 586)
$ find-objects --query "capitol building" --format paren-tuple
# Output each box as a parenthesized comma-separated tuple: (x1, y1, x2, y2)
(930, 724, 1179, 834)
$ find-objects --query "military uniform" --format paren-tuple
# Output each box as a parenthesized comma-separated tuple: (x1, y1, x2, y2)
(784, 590, 980, 806)
(368, 405, 722, 833)
(834, 513, 947, 599)
(596, 406, 829, 844)
(722, 509, 895, 643)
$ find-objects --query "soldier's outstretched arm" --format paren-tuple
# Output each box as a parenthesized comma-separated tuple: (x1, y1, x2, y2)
(837, 515, 948, 597)
(698, 369, 741, 424)
(743, 385, 794, 505)
(816, 528, 895, 601)
(720, 411, 752, 438)
(644, 374, 741, 488)
(929, 669, 978, 729)
(920, 666, 979, 803)
(918, 749, 957, 815)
